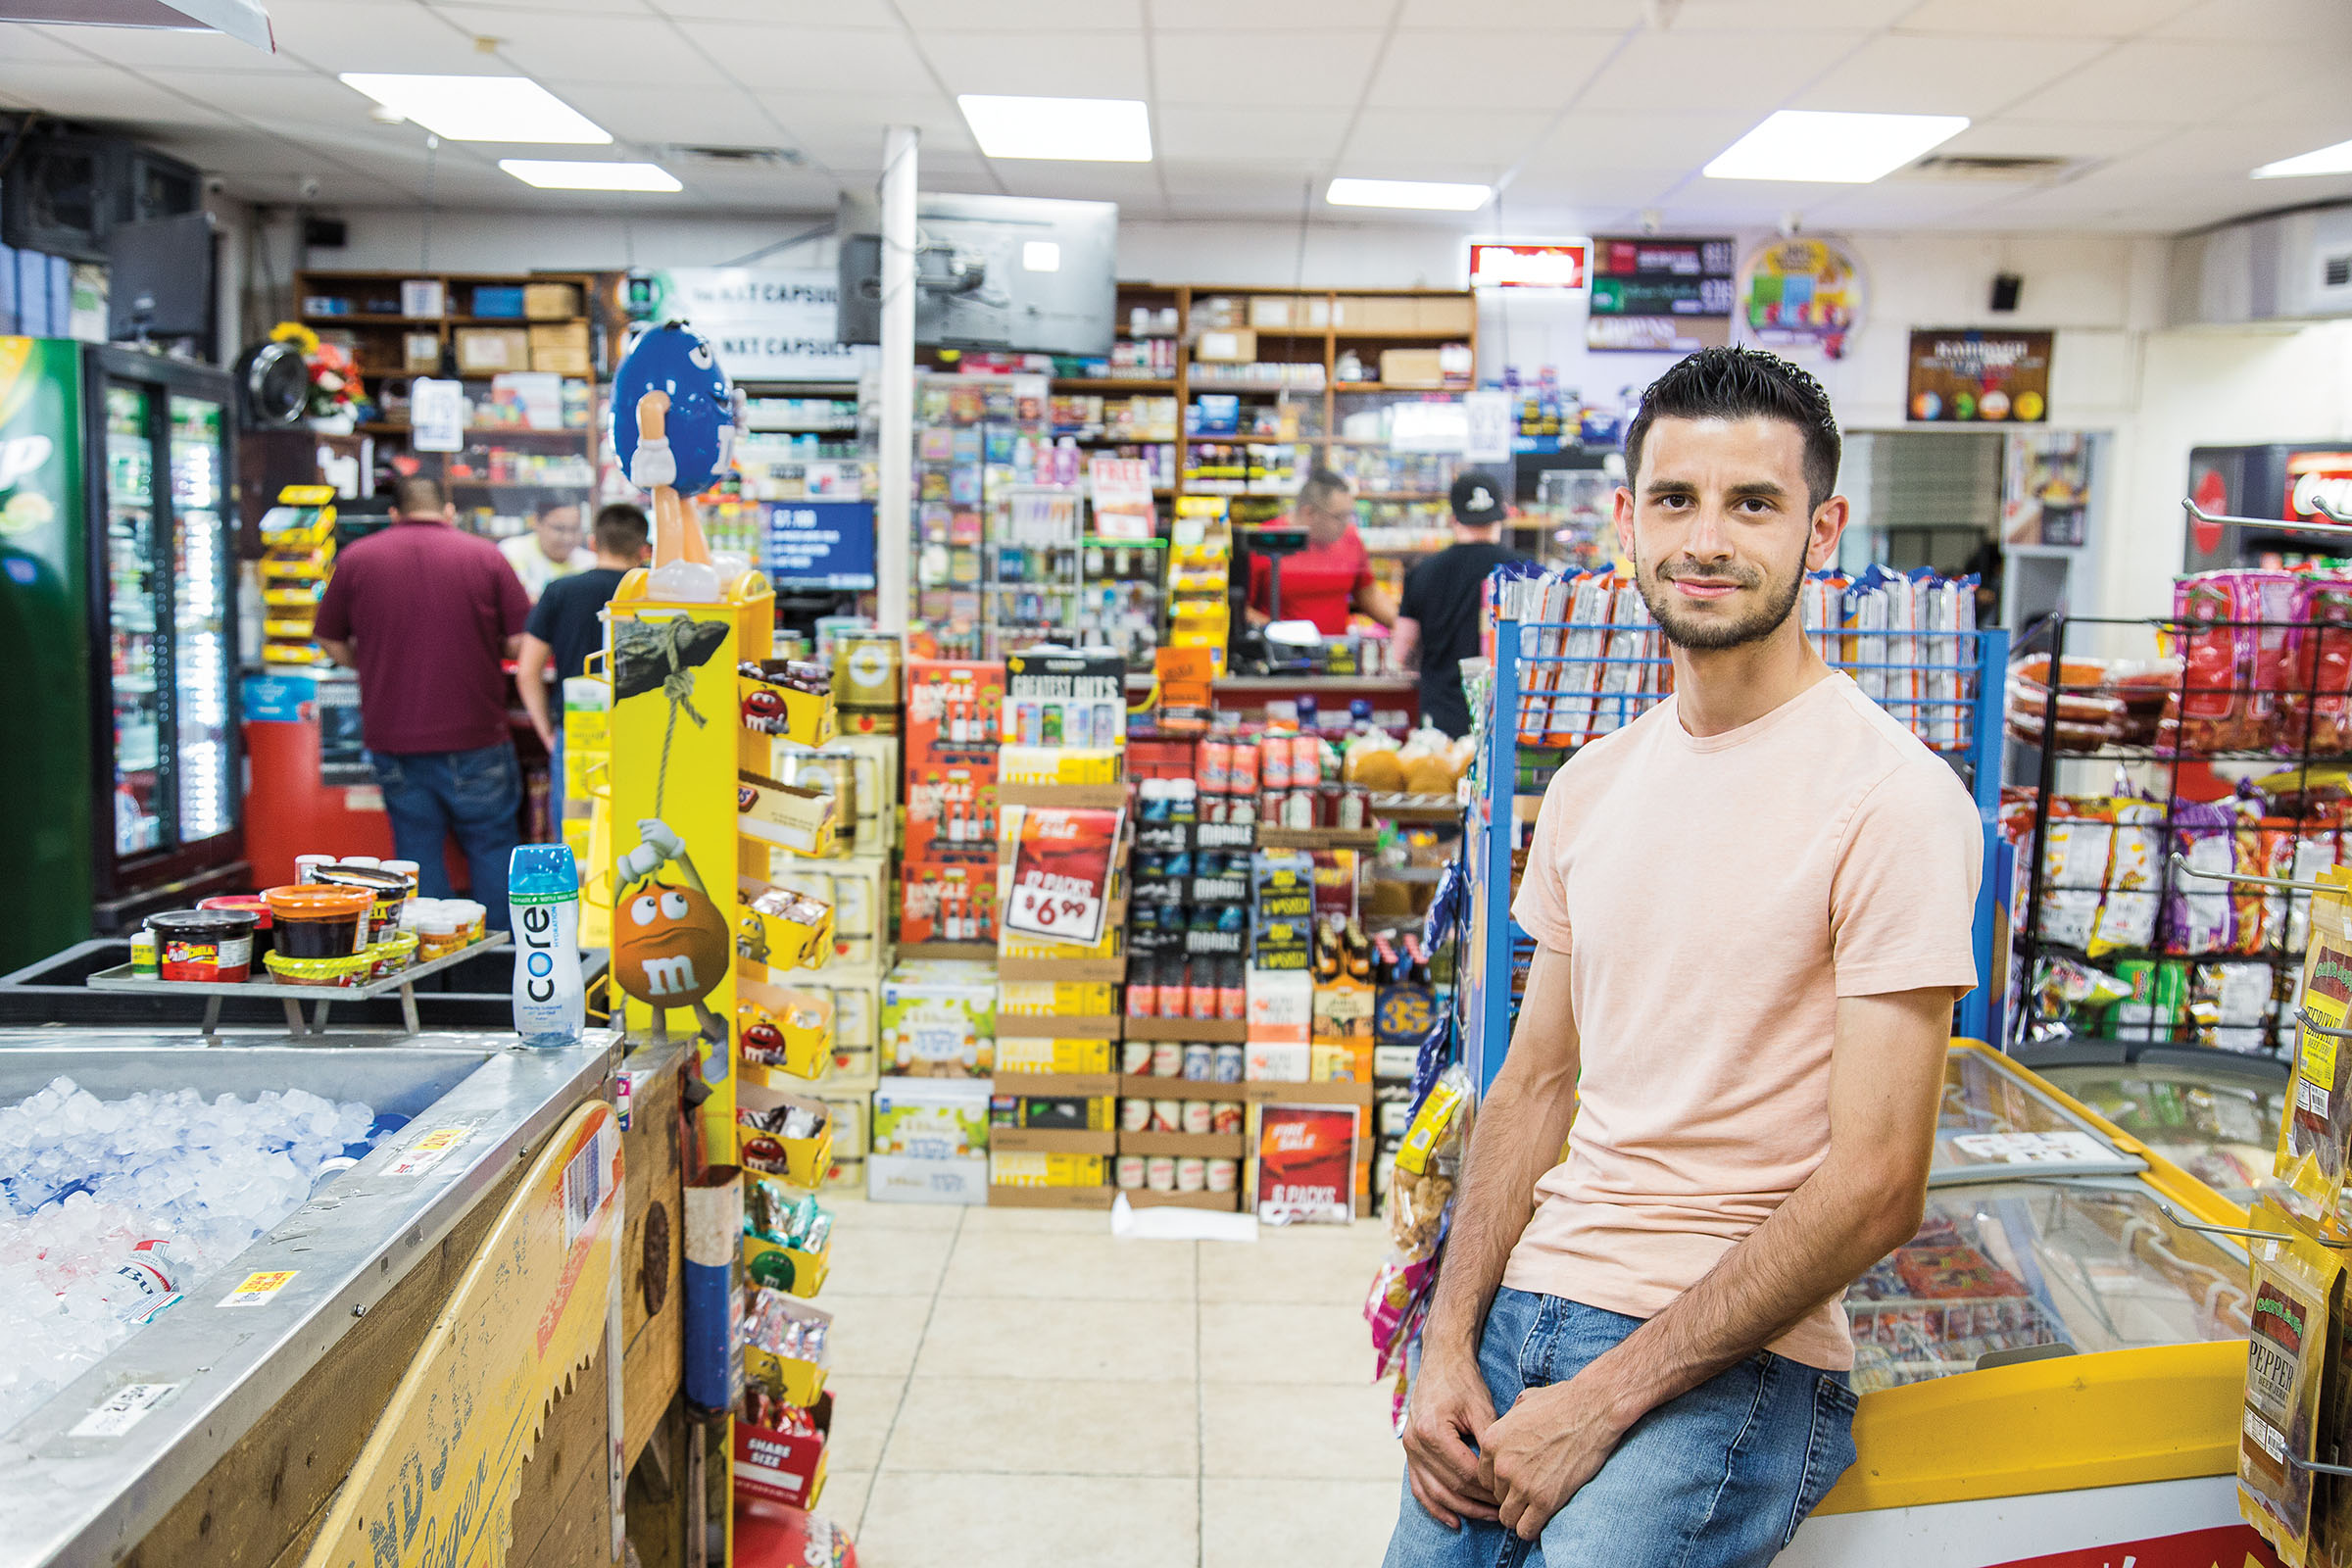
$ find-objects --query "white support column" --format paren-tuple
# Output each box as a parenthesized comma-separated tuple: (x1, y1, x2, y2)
(876, 123, 919, 632)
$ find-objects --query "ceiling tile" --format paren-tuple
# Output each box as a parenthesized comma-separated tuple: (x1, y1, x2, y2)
(1395, 0, 1643, 28)
(1789, 34, 2108, 118)
(1155, 105, 1352, 164)
(1521, 108, 1770, 174)
(898, 0, 1143, 26)
(1151, 29, 1383, 107)
(1932, 118, 2179, 162)
(760, 91, 971, 162)
(552, 81, 783, 148)
(923, 29, 1150, 99)
(1998, 38, 2299, 122)
(1, 21, 115, 60)
(131, 69, 372, 125)
(1577, 29, 1869, 113)
(1341, 108, 1553, 172)
(650, 0, 897, 19)
(0, 60, 235, 126)
(1894, 0, 2195, 36)
(992, 161, 1162, 205)
(2152, 0, 2352, 43)
(264, 3, 488, 74)
(1365, 28, 1617, 110)
(427, 0, 652, 11)
(678, 23, 933, 97)
(1494, 169, 1683, 208)
(434, 9, 711, 82)
(1152, 0, 1394, 27)
(1672, 0, 1920, 27)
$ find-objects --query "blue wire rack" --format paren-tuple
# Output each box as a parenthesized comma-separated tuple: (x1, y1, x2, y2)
(1455, 616, 2011, 1096)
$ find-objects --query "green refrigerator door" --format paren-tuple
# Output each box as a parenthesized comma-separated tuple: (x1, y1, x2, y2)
(0, 337, 92, 971)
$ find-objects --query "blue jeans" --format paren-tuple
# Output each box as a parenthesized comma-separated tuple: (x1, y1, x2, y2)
(368, 742, 522, 930)
(1385, 1289, 1857, 1568)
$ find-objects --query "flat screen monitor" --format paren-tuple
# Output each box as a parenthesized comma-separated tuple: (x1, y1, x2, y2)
(106, 211, 214, 341)
(837, 192, 1116, 358)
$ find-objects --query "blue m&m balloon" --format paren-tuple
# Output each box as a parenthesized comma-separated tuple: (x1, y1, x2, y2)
(612, 321, 737, 498)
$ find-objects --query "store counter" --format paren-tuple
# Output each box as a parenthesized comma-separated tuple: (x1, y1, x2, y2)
(0, 1028, 677, 1568)
(1787, 1044, 2265, 1566)
(1127, 669, 1421, 725)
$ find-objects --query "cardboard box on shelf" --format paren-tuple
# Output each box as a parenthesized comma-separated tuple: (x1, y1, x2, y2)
(523, 281, 581, 319)
(766, 859, 883, 969)
(829, 1045, 875, 1086)
(1248, 295, 1329, 331)
(1194, 327, 1257, 364)
(1246, 970, 1313, 1043)
(1378, 348, 1446, 388)
(734, 1392, 830, 1509)
(833, 631, 904, 711)
(870, 1076, 990, 1160)
(989, 1182, 1117, 1209)
(868, 1152, 988, 1204)
(1122, 1189, 1240, 1212)
(989, 1151, 1109, 1188)
(528, 320, 591, 375)
(999, 979, 1118, 1017)
(402, 332, 441, 373)
(905, 659, 1004, 764)
(1416, 295, 1474, 333)
(454, 326, 529, 374)
(817, 1089, 870, 1160)
(900, 861, 996, 947)
(998, 745, 1123, 786)
(739, 770, 839, 857)
(1372, 1043, 1419, 1081)
(997, 1035, 1116, 1075)
(880, 958, 996, 1076)
(904, 759, 998, 865)
(1003, 648, 1128, 749)
(737, 1080, 833, 1189)
(736, 976, 834, 1082)
(1246, 1041, 1312, 1082)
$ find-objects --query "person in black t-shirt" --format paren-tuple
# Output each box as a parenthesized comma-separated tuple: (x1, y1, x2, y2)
(516, 502, 649, 824)
(1394, 471, 1530, 738)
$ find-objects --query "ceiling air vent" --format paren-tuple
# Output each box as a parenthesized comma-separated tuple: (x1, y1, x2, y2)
(1900, 154, 2079, 182)
(670, 145, 805, 168)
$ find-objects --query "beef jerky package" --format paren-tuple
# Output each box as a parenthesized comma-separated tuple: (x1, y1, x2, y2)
(2241, 1200, 2342, 1566)
(2282, 867, 2352, 1228)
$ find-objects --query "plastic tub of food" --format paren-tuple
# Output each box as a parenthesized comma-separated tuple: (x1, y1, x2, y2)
(263, 950, 374, 988)
(311, 865, 410, 946)
(411, 902, 467, 962)
(262, 884, 374, 959)
(446, 900, 488, 943)
(144, 908, 258, 983)
(367, 930, 419, 980)
(197, 894, 274, 958)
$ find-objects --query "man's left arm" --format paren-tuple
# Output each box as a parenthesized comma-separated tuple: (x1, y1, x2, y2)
(1479, 984, 1951, 1537)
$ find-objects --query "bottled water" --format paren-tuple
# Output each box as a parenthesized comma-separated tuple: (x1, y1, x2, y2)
(510, 845, 585, 1049)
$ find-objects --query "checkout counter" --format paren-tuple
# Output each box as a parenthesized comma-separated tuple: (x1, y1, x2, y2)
(1788, 1044, 2270, 1565)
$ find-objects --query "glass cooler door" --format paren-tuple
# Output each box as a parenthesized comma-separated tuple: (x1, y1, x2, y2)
(1931, 1047, 2149, 1185)
(1846, 1179, 2251, 1394)
(2036, 1054, 2286, 1206)
(101, 381, 168, 860)
(167, 394, 232, 849)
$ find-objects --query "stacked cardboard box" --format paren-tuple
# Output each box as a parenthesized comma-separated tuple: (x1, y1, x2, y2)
(902, 660, 1003, 945)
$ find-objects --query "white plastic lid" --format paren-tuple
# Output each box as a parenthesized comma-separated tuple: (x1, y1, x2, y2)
(339, 856, 381, 868)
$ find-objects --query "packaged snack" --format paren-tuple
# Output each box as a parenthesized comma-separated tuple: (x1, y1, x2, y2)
(2088, 797, 2163, 955)
(2005, 655, 2127, 751)
(2192, 960, 2275, 1030)
(2165, 801, 2241, 956)
(2239, 1200, 2343, 1565)
(2288, 574, 2352, 756)
(2166, 570, 2258, 753)
(2281, 868, 2352, 1222)
(2036, 812, 2114, 951)
(2289, 832, 2345, 957)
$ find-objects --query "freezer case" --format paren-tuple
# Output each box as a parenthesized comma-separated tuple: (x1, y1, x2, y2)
(0, 1029, 617, 1568)
(1788, 1045, 2273, 1567)
(2032, 1044, 2286, 1208)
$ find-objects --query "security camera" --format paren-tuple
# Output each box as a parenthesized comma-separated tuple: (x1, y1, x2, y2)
(1639, 208, 1662, 236)
(1778, 209, 1803, 237)
(204, 174, 225, 194)
(297, 176, 322, 201)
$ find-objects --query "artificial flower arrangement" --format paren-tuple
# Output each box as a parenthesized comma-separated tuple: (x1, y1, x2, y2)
(269, 321, 365, 422)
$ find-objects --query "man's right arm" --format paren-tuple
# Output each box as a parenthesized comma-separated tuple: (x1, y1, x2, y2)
(1401, 944, 1581, 1528)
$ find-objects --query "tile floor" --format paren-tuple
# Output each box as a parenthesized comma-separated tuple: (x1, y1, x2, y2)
(808, 1194, 1406, 1568)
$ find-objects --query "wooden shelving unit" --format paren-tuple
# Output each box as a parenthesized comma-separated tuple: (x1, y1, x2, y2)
(295, 269, 605, 533)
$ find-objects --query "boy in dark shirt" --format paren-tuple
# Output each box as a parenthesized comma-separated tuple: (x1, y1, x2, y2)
(515, 502, 649, 825)
(1395, 471, 1530, 737)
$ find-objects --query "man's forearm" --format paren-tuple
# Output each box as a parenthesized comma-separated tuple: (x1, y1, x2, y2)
(1576, 1154, 1920, 1427)
(1423, 1068, 1577, 1357)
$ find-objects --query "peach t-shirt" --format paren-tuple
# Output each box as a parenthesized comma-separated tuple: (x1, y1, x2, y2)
(1504, 670, 1983, 1370)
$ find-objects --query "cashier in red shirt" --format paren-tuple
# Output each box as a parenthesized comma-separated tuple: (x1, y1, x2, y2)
(1247, 467, 1397, 636)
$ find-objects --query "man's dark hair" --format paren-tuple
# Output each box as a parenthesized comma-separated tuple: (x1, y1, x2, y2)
(592, 501, 650, 559)
(1298, 466, 1352, 514)
(392, 474, 446, 517)
(1623, 346, 1840, 512)
(535, 497, 579, 521)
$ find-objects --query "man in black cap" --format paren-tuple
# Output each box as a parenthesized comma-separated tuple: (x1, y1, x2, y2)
(1394, 470, 1531, 737)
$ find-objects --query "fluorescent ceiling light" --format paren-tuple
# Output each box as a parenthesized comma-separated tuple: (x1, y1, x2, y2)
(1326, 177, 1492, 212)
(957, 95, 1152, 162)
(2255, 138, 2352, 178)
(501, 160, 681, 192)
(1, 0, 270, 49)
(1703, 111, 1969, 183)
(339, 74, 611, 144)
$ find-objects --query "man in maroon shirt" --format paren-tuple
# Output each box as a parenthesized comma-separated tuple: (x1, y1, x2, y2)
(316, 476, 532, 928)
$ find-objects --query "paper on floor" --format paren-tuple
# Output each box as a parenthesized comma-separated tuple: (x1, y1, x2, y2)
(1109, 1193, 1259, 1244)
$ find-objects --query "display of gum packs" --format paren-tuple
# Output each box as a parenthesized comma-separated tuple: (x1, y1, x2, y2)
(881, 959, 997, 1076)
(1003, 648, 1129, 749)
(2239, 1198, 2343, 1566)
(2280, 867, 2352, 1228)
(737, 1081, 835, 1189)
(738, 660, 839, 748)
(739, 770, 840, 857)
(905, 758, 999, 865)
(736, 876, 835, 973)
(870, 1077, 992, 1158)
(905, 659, 1004, 763)
(737, 975, 835, 1083)
(900, 861, 996, 945)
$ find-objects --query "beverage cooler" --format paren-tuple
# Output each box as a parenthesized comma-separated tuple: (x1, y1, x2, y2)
(0, 339, 244, 972)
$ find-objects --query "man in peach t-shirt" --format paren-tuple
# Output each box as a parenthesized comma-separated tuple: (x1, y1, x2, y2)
(1388, 347, 1982, 1567)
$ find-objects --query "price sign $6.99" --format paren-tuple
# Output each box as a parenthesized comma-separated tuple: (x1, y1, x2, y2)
(1004, 879, 1102, 939)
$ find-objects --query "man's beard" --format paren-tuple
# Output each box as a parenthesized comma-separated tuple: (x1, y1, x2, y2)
(1634, 547, 1808, 651)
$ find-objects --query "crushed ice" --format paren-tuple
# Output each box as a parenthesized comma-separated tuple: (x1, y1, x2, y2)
(0, 1075, 375, 1433)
